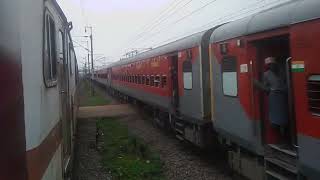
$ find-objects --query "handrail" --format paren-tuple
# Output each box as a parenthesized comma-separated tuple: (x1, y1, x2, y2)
(286, 57, 298, 147)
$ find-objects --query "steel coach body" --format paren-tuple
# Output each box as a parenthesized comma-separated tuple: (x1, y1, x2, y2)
(94, 0, 320, 179)
(209, 0, 320, 179)
(0, 0, 79, 179)
(95, 29, 216, 146)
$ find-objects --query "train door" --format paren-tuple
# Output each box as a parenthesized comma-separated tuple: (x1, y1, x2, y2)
(250, 34, 297, 148)
(250, 34, 299, 179)
(58, 30, 72, 170)
(171, 55, 179, 112)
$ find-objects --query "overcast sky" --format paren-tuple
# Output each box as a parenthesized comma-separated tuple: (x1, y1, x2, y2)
(57, 0, 290, 70)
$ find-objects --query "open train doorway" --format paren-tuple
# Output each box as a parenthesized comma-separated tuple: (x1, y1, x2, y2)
(251, 34, 297, 151)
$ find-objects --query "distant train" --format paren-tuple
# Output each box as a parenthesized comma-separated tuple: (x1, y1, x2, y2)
(0, 0, 78, 180)
(94, 1, 320, 180)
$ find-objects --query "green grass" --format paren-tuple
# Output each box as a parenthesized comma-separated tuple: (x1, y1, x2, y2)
(97, 118, 165, 180)
(81, 81, 111, 106)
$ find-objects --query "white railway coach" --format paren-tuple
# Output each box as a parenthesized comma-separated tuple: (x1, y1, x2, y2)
(0, 0, 79, 180)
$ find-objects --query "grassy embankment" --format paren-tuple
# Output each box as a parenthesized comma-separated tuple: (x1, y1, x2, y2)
(97, 119, 165, 180)
(81, 79, 165, 180)
(80, 80, 111, 106)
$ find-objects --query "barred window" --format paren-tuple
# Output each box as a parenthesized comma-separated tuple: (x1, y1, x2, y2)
(161, 75, 167, 88)
(307, 75, 320, 115)
(146, 76, 150, 85)
(155, 75, 160, 87)
(142, 75, 146, 84)
(150, 75, 155, 86)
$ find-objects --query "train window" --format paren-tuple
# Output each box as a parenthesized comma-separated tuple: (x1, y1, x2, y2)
(222, 57, 238, 97)
(150, 75, 155, 86)
(307, 75, 320, 115)
(146, 76, 150, 85)
(142, 75, 146, 84)
(155, 75, 160, 87)
(43, 14, 58, 87)
(183, 60, 193, 90)
(161, 75, 167, 88)
(138, 75, 142, 84)
(220, 43, 228, 55)
(58, 30, 65, 63)
(69, 44, 74, 75)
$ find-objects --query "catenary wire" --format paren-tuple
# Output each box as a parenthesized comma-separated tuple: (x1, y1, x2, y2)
(146, 0, 287, 48)
(126, 0, 219, 49)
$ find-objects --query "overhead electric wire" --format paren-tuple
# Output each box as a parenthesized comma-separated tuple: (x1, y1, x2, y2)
(79, 0, 89, 27)
(126, 0, 194, 48)
(155, 0, 266, 45)
(125, 0, 186, 45)
(73, 40, 91, 52)
(148, 0, 286, 47)
(140, 0, 194, 34)
(135, 0, 186, 33)
(129, 0, 219, 47)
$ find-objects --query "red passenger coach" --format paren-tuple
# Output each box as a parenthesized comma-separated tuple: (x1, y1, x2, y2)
(209, 1, 320, 179)
(111, 56, 171, 98)
(95, 29, 216, 147)
(94, 0, 320, 179)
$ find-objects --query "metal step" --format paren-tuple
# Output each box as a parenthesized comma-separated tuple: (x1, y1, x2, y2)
(265, 158, 297, 174)
(175, 134, 184, 141)
(265, 144, 298, 180)
(269, 144, 297, 157)
(175, 128, 184, 134)
(266, 170, 290, 180)
(175, 122, 184, 127)
(264, 157, 297, 180)
(266, 144, 297, 166)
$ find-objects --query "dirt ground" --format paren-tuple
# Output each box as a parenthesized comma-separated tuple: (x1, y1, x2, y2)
(117, 115, 234, 180)
(72, 118, 112, 180)
(73, 81, 237, 180)
(72, 81, 113, 180)
(77, 104, 135, 119)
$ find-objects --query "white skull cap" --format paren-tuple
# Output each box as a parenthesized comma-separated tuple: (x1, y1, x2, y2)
(265, 57, 276, 65)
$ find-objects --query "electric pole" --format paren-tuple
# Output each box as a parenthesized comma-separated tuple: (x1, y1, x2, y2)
(86, 41, 90, 75)
(84, 61, 87, 75)
(86, 26, 95, 96)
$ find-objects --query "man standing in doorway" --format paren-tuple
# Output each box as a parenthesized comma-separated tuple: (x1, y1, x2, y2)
(254, 57, 289, 142)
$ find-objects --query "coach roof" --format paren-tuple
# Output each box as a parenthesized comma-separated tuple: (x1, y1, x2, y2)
(210, 0, 320, 43)
(109, 28, 215, 67)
